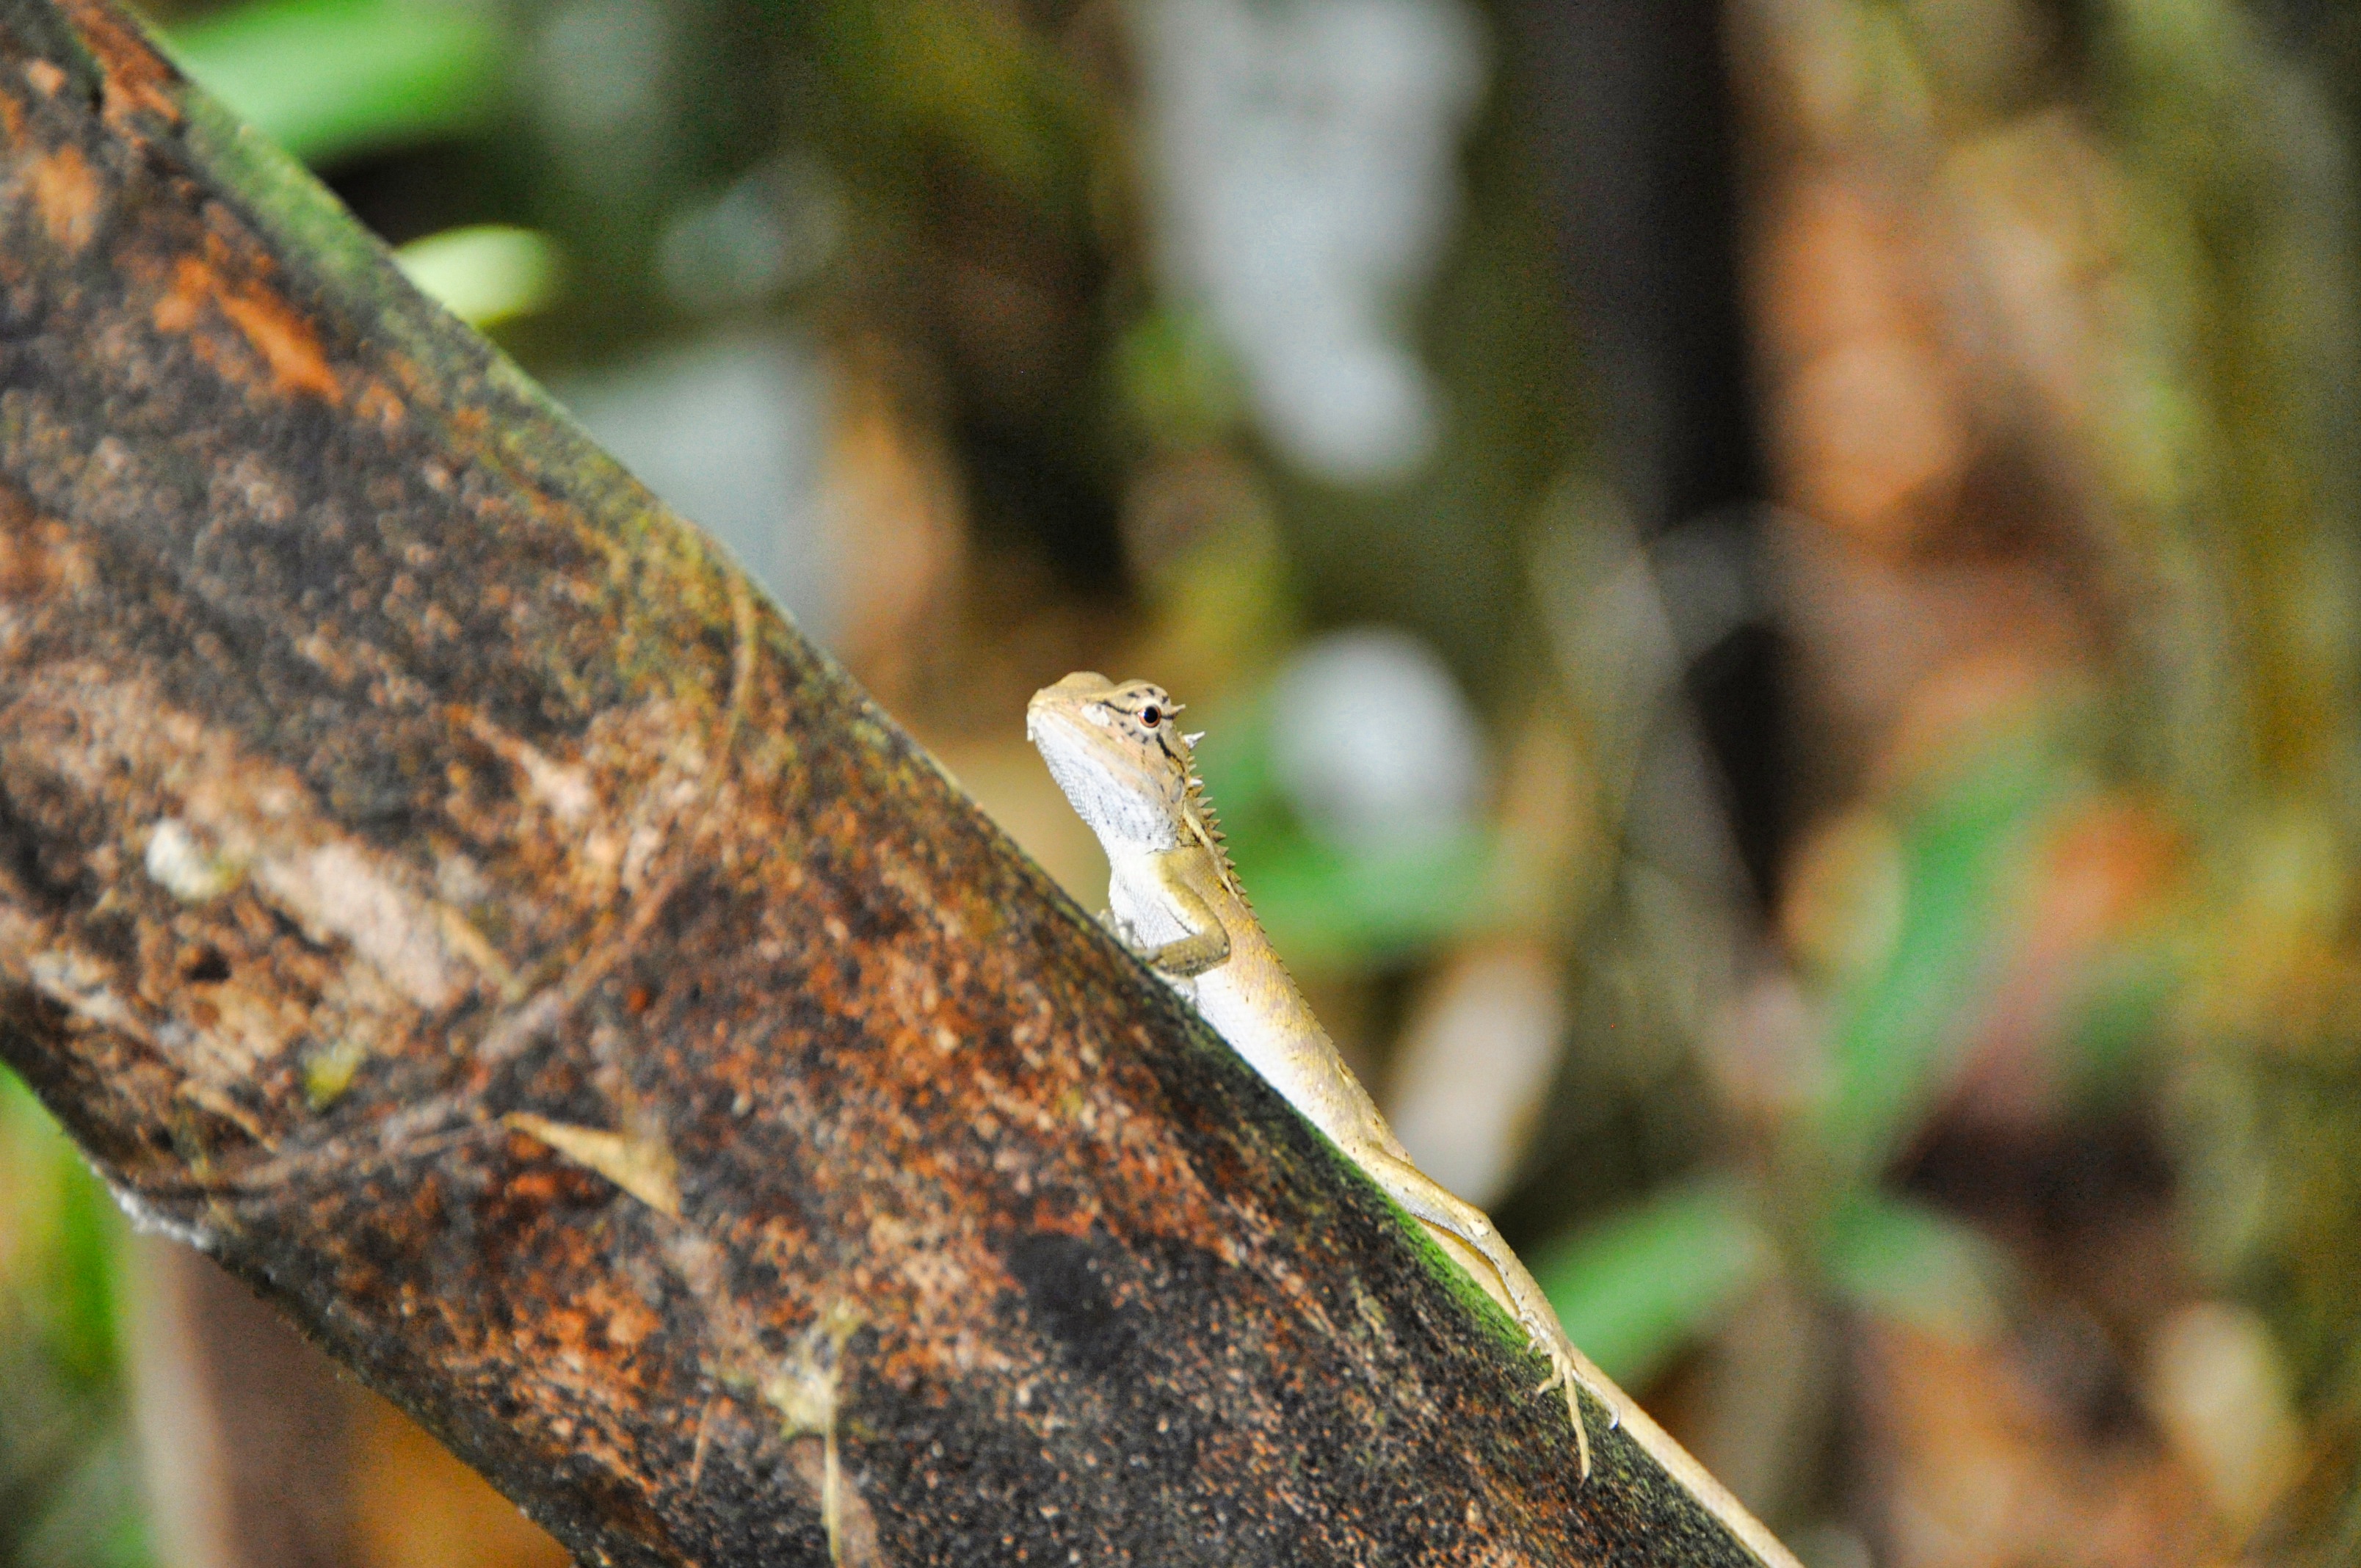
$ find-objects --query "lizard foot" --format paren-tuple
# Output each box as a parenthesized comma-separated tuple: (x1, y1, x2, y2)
(1539, 1351, 1596, 1483)
(1530, 1338, 1597, 1483)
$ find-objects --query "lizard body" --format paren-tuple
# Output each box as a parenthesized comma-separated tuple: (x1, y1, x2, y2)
(1028, 672, 1814, 1567)
(1026, 671, 1614, 1477)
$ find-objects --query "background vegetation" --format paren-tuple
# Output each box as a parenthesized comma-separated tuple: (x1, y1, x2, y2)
(4, 0, 2358, 1563)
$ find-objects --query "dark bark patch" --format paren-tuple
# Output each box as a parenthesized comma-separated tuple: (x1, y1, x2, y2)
(1006, 1225, 1143, 1380)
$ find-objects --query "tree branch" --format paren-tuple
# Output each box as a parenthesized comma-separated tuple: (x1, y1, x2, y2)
(0, 1, 1795, 1561)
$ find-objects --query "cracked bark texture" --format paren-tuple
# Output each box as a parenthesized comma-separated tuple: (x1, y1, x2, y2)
(0, 1, 1792, 1563)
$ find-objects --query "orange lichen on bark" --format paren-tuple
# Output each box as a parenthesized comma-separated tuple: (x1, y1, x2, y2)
(0, 482, 93, 599)
(153, 255, 343, 404)
(28, 142, 95, 252)
(20, 58, 65, 101)
(216, 284, 342, 402)
(354, 380, 407, 432)
(62, 0, 183, 129)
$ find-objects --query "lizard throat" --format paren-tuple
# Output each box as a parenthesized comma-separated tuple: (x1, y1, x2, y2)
(1032, 727, 1186, 852)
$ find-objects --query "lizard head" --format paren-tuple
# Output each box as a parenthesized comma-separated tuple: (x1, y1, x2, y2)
(1026, 672, 1200, 852)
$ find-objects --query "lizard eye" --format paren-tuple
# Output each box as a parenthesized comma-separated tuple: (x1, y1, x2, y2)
(1139, 705, 1162, 727)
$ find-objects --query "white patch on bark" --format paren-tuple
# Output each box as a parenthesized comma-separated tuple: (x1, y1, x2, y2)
(106, 1180, 214, 1252)
(26, 948, 142, 1033)
(460, 708, 595, 824)
(250, 841, 464, 1012)
(143, 817, 245, 903)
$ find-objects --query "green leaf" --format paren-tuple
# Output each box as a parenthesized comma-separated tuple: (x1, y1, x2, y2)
(1528, 1177, 1774, 1388)
(46, 1149, 126, 1393)
(165, 0, 506, 167)
(396, 225, 565, 328)
(1819, 734, 2070, 1183)
(1820, 1191, 2012, 1341)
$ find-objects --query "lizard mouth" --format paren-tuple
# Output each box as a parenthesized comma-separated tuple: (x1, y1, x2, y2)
(1025, 694, 1103, 745)
(1023, 700, 1077, 761)
(1023, 704, 1066, 749)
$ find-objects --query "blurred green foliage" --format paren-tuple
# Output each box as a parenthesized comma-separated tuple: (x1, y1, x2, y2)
(395, 223, 565, 327)
(164, 0, 504, 168)
(1, 1069, 148, 1568)
(1817, 1192, 2012, 1344)
(1814, 714, 2078, 1187)
(817, 0, 1112, 232)
(0, 0, 2352, 1557)
(1191, 703, 1500, 967)
(1531, 1177, 1771, 1389)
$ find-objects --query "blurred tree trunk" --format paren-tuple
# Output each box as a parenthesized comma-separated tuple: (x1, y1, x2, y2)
(0, 1, 1796, 1563)
(1509, 0, 1788, 899)
(126, 1234, 360, 1568)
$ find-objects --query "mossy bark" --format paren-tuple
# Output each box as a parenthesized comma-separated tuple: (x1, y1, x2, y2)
(0, 1, 1789, 1561)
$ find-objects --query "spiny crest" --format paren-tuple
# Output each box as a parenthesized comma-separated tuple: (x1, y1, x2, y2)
(1173, 733, 1244, 899)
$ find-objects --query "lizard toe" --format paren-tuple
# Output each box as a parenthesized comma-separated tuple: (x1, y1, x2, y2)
(1532, 1348, 1594, 1483)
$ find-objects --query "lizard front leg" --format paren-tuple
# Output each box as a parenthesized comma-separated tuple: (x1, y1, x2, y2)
(1120, 854, 1233, 978)
(1357, 1147, 1610, 1480)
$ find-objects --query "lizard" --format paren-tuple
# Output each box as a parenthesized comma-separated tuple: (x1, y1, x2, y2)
(1031, 671, 1813, 1566)
(1025, 670, 1617, 1477)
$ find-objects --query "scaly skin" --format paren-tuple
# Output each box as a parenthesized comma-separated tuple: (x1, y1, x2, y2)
(1026, 671, 1614, 1480)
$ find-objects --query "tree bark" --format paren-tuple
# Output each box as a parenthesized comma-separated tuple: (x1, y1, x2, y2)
(0, 1, 1794, 1561)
